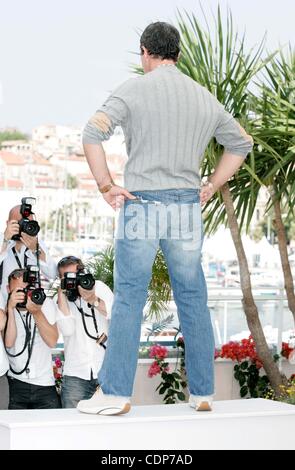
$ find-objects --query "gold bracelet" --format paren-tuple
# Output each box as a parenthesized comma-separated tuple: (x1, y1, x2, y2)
(98, 181, 114, 194)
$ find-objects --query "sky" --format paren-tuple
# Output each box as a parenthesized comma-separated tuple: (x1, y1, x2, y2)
(0, 0, 294, 133)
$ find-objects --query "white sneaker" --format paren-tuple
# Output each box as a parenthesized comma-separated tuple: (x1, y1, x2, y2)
(77, 387, 131, 416)
(189, 394, 213, 411)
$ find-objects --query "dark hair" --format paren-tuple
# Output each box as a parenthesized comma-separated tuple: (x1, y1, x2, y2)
(8, 268, 26, 284)
(140, 22, 180, 61)
(57, 256, 84, 275)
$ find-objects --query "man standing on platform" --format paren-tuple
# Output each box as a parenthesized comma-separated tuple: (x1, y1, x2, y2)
(78, 22, 253, 415)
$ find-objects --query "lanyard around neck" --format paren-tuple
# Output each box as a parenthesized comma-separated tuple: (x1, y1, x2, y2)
(75, 300, 106, 349)
(12, 247, 28, 269)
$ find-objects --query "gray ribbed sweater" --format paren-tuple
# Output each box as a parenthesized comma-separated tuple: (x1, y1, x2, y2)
(83, 64, 253, 191)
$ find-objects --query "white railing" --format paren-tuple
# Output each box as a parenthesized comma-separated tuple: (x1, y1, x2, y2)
(141, 285, 292, 353)
(207, 285, 290, 354)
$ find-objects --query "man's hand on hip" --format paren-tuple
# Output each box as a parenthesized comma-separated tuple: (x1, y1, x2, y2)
(102, 185, 137, 210)
(200, 181, 216, 207)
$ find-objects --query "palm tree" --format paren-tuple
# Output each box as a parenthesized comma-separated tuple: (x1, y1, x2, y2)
(251, 48, 295, 323)
(174, 6, 288, 395)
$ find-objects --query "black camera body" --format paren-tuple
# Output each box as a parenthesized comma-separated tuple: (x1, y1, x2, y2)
(16, 266, 46, 309)
(17, 287, 46, 309)
(12, 197, 40, 241)
(61, 271, 95, 302)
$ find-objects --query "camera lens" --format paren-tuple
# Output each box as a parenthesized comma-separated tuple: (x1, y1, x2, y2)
(20, 219, 40, 237)
(31, 288, 46, 305)
(78, 273, 95, 290)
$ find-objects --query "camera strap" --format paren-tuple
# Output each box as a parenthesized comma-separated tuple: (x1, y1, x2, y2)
(12, 247, 28, 269)
(35, 239, 41, 287)
(75, 301, 106, 350)
(5, 308, 37, 375)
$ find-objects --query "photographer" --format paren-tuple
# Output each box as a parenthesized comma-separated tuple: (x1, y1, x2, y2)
(4, 268, 60, 409)
(0, 292, 9, 379)
(0, 201, 57, 301)
(55, 256, 113, 408)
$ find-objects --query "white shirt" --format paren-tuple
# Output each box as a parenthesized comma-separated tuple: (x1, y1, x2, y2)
(0, 235, 57, 302)
(55, 280, 113, 381)
(0, 292, 9, 376)
(7, 298, 57, 386)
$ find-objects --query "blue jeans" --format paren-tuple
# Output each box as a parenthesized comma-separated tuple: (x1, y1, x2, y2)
(98, 189, 215, 397)
(8, 377, 61, 409)
(61, 375, 97, 408)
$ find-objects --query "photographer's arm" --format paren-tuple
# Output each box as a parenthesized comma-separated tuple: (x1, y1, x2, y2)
(5, 307, 17, 348)
(56, 289, 76, 337)
(27, 299, 58, 348)
(5, 291, 22, 348)
(77, 285, 108, 318)
(0, 309, 6, 333)
(0, 239, 9, 258)
(95, 281, 114, 320)
(0, 220, 19, 259)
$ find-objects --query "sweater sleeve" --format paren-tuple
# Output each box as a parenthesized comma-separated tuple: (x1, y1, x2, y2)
(82, 79, 134, 145)
(213, 103, 253, 159)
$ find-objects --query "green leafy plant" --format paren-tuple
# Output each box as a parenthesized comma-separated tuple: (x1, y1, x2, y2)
(148, 338, 187, 404)
(233, 361, 273, 398)
(87, 246, 115, 291)
(217, 336, 294, 399)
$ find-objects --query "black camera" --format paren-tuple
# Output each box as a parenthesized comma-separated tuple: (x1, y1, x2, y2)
(12, 197, 40, 241)
(61, 271, 95, 302)
(16, 287, 46, 309)
(23, 265, 40, 285)
(16, 266, 46, 308)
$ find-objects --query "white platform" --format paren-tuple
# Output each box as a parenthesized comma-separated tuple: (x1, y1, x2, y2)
(0, 399, 295, 450)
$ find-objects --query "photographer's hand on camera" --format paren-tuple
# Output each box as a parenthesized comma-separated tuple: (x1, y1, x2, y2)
(3, 220, 19, 243)
(20, 232, 46, 262)
(26, 296, 42, 316)
(8, 289, 26, 310)
(78, 285, 97, 305)
(78, 286, 108, 316)
(20, 232, 38, 251)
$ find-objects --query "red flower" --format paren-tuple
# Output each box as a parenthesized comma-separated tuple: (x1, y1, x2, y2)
(219, 336, 262, 366)
(149, 344, 168, 360)
(148, 360, 170, 378)
(281, 342, 294, 359)
(148, 361, 162, 378)
(55, 357, 62, 368)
